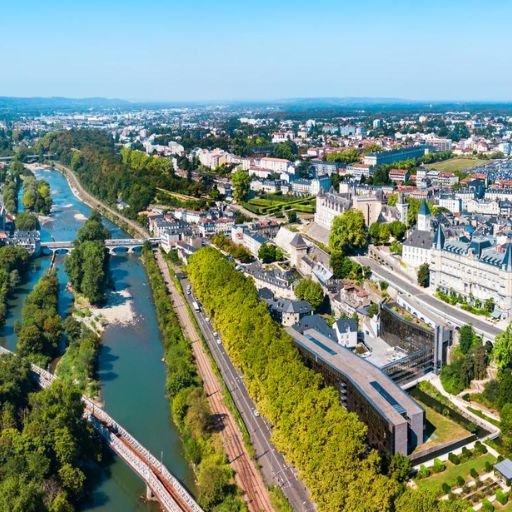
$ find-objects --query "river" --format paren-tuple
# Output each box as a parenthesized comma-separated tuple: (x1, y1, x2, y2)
(0, 168, 195, 511)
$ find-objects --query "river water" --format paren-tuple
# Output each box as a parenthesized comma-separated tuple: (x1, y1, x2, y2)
(0, 168, 195, 511)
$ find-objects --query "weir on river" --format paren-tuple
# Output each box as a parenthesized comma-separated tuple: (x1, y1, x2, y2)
(0, 168, 195, 511)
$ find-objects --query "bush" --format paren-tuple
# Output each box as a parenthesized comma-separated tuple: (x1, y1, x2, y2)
(470, 467, 479, 478)
(417, 465, 431, 479)
(496, 489, 509, 505)
(433, 458, 446, 473)
(456, 475, 465, 486)
(462, 484, 470, 494)
(448, 452, 461, 465)
(442, 482, 451, 494)
(481, 499, 494, 512)
(461, 447, 473, 460)
(475, 441, 487, 454)
(484, 461, 493, 473)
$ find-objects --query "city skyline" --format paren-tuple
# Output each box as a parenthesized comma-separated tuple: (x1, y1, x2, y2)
(2, 0, 512, 102)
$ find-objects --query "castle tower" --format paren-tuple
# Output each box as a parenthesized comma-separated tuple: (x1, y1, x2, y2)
(417, 199, 431, 232)
(396, 192, 408, 224)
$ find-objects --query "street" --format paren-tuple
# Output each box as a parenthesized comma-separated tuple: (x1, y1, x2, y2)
(179, 274, 314, 512)
(357, 256, 502, 341)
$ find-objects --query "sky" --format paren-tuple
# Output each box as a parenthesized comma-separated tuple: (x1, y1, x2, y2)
(2, 0, 512, 102)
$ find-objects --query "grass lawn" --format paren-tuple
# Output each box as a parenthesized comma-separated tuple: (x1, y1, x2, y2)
(413, 404, 470, 455)
(416, 453, 496, 494)
(425, 158, 486, 173)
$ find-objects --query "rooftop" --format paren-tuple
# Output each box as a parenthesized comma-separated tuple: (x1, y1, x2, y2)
(287, 326, 424, 428)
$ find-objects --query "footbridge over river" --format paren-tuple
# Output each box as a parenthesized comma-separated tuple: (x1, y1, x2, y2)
(41, 238, 161, 255)
(0, 346, 202, 512)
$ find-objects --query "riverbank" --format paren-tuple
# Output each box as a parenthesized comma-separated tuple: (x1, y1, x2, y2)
(72, 288, 137, 335)
(18, 166, 195, 510)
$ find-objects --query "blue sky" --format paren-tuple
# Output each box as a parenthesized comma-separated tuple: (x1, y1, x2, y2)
(2, 0, 511, 101)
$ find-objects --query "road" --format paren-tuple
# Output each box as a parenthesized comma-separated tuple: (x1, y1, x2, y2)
(357, 256, 502, 340)
(164, 263, 314, 511)
(155, 252, 275, 512)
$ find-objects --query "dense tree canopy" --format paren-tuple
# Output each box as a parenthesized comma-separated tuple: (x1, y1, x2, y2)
(16, 273, 62, 367)
(21, 177, 52, 215)
(295, 278, 324, 310)
(231, 170, 251, 203)
(14, 211, 39, 231)
(329, 209, 368, 255)
(187, 247, 397, 511)
(65, 211, 110, 304)
(0, 361, 101, 512)
(36, 130, 206, 219)
(0, 245, 30, 326)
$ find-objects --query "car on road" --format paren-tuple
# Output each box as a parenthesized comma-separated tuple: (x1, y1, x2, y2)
(253, 409, 260, 417)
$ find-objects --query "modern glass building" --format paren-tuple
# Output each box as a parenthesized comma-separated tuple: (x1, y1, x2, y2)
(379, 297, 451, 386)
(287, 326, 425, 456)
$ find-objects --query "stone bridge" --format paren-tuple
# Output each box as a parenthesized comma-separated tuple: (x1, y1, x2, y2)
(41, 238, 160, 255)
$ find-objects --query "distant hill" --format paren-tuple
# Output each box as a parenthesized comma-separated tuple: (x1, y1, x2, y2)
(0, 96, 131, 115)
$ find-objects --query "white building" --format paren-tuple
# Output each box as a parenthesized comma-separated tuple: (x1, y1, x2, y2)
(402, 200, 433, 268)
(333, 318, 358, 348)
(431, 226, 512, 319)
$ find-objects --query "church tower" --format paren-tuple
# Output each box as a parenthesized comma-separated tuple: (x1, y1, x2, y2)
(417, 199, 431, 232)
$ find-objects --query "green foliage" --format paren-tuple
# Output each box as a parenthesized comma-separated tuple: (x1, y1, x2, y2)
(330, 251, 366, 281)
(14, 211, 39, 231)
(387, 453, 411, 483)
(369, 222, 390, 245)
(448, 453, 460, 465)
(258, 243, 282, 263)
(65, 211, 110, 304)
(329, 209, 367, 255)
(187, 247, 398, 512)
(0, 370, 100, 512)
(55, 317, 100, 396)
(432, 458, 446, 473)
(493, 323, 512, 369)
(37, 130, 205, 218)
(21, 177, 53, 215)
(441, 328, 488, 394)
(142, 248, 243, 511)
(367, 303, 379, 318)
(326, 148, 360, 164)
(496, 489, 508, 505)
(232, 170, 251, 203)
(211, 233, 253, 263)
(294, 278, 324, 310)
(394, 488, 467, 512)
(417, 263, 430, 288)
(500, 403, 512, 455)
(16, 273, 62, 367)
(0, 245, 30, 326)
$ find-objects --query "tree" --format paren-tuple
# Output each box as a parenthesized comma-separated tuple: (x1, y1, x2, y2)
(501, 403, 512, 455)
(287, 210, 298, 223)
(329, 209, 367, 255)
(417, 263, 430, 288)
(369, 223, 390, 245)
(295, 279, 324, 310)
(493, 324, 512, 369)
(387, 453, 412, 483)
(389, 220, 407, 240)
(15, 212, 39, 231)
(258, 243, 277, 263)
(231, 170, 251, 203)
(459, 325, 476, 354)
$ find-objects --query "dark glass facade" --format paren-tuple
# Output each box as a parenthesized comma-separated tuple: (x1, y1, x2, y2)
(380, 302, 446, 385)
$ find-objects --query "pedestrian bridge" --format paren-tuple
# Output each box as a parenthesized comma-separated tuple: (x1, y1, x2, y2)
(0, 346, 202, 512)
(41, 238, 160, 255)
